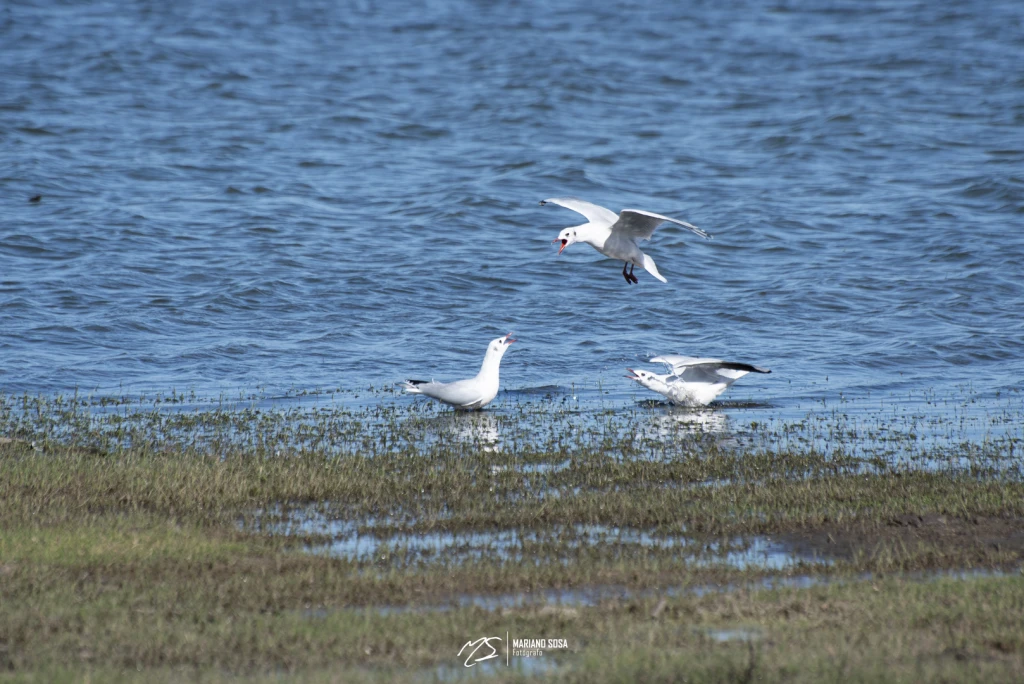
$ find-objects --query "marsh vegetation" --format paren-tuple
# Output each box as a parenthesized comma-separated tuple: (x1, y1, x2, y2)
(1, 388, 1022, 681)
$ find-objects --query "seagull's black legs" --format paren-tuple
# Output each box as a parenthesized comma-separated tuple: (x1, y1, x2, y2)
(622, 262, 638, 284)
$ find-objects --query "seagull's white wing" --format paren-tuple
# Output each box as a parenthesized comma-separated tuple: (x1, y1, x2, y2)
(404, 379, 483, 408)
(677, 362, 770, 385)
(612, 209, 711, 242)
(540, 197, 618, 226)
(673, 365, 742, 385)
(651, 355, 722, 372)
(714, 361, 771, 375)
(653, 355, 770, 378)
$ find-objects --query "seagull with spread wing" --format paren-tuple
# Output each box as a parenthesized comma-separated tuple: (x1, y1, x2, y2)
(540, 197, 711, 284)
(627, 355, 771, 406)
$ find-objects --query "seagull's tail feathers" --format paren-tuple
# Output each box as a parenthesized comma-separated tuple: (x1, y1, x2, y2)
(642, 254, 668, 283)
(401, 379, 431, 394)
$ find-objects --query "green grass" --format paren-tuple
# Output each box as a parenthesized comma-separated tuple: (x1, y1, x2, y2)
(1, 392, 1023, 680)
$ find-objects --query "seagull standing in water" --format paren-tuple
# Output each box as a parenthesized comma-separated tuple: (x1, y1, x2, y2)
(541, 197, 711, 284)
(627, 355, 770, 406)
(402, 334, 516, 410)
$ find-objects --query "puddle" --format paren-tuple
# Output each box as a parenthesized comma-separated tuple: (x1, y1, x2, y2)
(702, 627, 762, 643)
(246, 507, 825, 570)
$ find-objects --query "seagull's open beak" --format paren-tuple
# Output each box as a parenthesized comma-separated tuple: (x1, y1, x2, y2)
(553, 237, 567, 255)
(625, 368, 640, 381)
(505, 333, 517, 344)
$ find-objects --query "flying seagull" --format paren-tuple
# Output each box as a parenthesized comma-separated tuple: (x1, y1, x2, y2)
(541, 197, 711, 284)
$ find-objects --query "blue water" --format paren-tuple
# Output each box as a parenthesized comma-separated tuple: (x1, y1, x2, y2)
(3, 0, 1023, 415)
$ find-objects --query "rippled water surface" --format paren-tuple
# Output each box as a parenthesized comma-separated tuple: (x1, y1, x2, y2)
(3, 0, 1023, 420)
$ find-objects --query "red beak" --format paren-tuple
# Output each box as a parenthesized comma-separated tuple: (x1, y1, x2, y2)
(505, 333, 517, 344)
(626, 368, 640, 381)
(553, 237, 567, 255)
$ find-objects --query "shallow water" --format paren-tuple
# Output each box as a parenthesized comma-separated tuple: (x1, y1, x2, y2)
(253, 507, 808, 570)
(2, 1, 1023, 421)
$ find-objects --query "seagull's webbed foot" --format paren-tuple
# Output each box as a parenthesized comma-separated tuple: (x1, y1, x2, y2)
(622, 262, 638, 285)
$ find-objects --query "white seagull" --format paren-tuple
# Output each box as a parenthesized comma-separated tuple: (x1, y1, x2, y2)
(540, 197, 711, 284)
(627, 355, 771, 406)
(402, 333, 516, 410)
